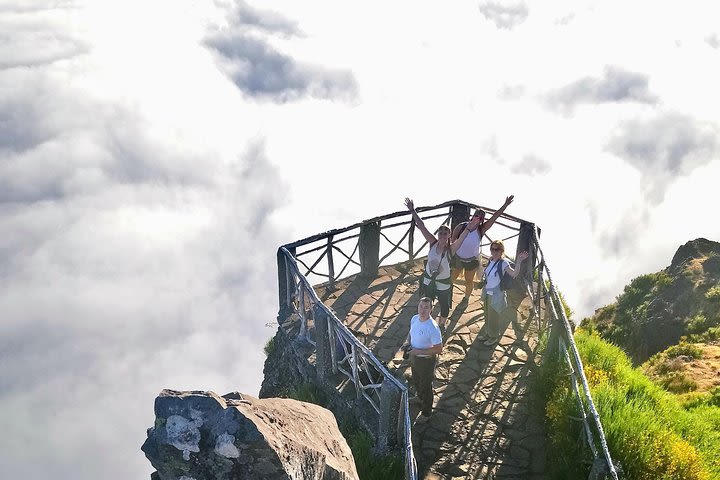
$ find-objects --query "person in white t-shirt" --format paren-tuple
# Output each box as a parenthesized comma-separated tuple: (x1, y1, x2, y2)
(404, 198, 480, 329)
(450, 195, 515, 301)
(480, 240, 529, 346)
(405, 296, 443, 418)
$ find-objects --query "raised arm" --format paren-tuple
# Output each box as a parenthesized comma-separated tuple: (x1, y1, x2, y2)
(404, 197, 437, 245)
(451, 222, 466, 242)
(449, 215, 481, 256)
(480, 195, 514, 235)
(507, 251, 529, 278)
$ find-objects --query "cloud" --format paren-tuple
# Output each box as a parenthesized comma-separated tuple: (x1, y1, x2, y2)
(205, 2, 358, 102)
(0, 134, 288, 479)
(498, 83, 525, 100)
(606, 112, 720, 203)
(229, 0, 301, 37)
(510, 154, 551, 175)
(0, 15, 89, 69)
(0, 4, 290, 478)
(478, 1, 528, 30)
(544, 66, 658, 114)
(706, 33, 719, 49)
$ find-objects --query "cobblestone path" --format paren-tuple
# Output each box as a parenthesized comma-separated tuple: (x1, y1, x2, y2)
(316, 260, 548, 480)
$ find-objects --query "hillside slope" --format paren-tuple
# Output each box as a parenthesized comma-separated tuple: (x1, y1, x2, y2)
(581, 238, 720, 364)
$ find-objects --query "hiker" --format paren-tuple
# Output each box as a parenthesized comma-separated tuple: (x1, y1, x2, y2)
(404, 296, 443, 419)
(450, 195, 515, 301)
(479, 239, 529, 346)
(404, 197, 480, 329)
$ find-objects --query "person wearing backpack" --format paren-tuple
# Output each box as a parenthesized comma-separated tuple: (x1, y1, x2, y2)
(479, 240, 529, 346)
(404, 198, 480, 329)
(450, 195, 515, 302)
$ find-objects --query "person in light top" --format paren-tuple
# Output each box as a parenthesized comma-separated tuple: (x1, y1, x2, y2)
(479, 239, 529, 346)
(405, 296, 443, 418)
(450, 195, 515, 301)
(404, 198, 480, 329)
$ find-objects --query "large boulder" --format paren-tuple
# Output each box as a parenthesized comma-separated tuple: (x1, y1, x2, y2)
(142, 390, 358, 480)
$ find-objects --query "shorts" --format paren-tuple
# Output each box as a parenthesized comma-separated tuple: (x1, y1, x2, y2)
(451, 255, 479, 271)
(420, 281, 452, 317)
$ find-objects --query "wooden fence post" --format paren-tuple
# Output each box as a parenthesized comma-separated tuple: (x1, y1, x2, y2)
(277, 247, 296, 322)
(516, 222, 536, 285)
(450, 203, 470, 232)
(314, 304, 332, 380)
(378, 378, 402, 451)
(359, 221, 380, 277)
(326, 235, 335, 285)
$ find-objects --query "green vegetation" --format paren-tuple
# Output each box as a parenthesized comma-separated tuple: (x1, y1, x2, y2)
(284, 382, 329, 406)
(663, 342, 704, 360)
(688, 327, 720, 343)
(284, 382, 403, 480)
(706, 286, 720, 302)
(263, 335, 276, 357)
(344, 424, 404, 480)
(539, 330, 720, 480)
(582, 272, 673, 356)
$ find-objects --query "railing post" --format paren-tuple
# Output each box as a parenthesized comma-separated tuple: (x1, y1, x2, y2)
(314, 304, 332, 380)
(517, 222, 536, 285)
(298, 282, 307, 341)
(450, 202, 470, 232)
(326, 236, 335, 285)
(408, 221, 415, 260)
(378, 377, 402, 451)
(277, 247, 296, 322)
(352, 346, 362, 399)
(359, 221, 380, 277)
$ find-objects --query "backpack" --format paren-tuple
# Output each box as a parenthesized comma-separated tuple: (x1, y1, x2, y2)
(499, 260, 515, 291)
(486, 258, 515, 291)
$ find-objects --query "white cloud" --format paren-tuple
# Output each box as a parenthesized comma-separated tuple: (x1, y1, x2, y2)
(2, 1, 720, 479)
(478, 1, 529, 30)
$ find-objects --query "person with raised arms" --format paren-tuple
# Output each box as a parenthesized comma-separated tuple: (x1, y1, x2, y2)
(450, 195, 515, 302)
(404, 197, 480, 329)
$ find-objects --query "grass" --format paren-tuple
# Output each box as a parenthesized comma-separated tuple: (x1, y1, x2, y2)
(284, 382, 404, 480)
(539, 330, 720, 479)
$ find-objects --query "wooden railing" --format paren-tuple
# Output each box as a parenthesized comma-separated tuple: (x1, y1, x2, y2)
(275, 199, 619, 479)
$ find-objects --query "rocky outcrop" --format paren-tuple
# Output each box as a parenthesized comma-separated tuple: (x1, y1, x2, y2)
(582, 238, 720, 363)
(142, 390, 358, 480)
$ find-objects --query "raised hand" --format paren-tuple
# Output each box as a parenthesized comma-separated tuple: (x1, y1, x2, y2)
(505, 195, 515, 206)
(517, 250, 529, 262)
(404, 197, 414, 211)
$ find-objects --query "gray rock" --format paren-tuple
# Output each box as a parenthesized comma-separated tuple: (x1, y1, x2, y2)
(142, 390, 358, 480)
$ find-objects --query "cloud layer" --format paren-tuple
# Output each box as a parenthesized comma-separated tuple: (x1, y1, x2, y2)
(204, 1, 358, 102)
(544, 66, 658, 114)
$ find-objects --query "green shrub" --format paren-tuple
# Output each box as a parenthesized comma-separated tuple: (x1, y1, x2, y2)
(706, 286, 720, 301)
(264, 335, 276, 357)
(346, 427, 404, 480)
(688, 314, 712, 334)
(284, 382, 328, 406)
(688, 326, 720, 343)
(664, 342, 704, 360)
(539, 331, 720, 479)
(659, 372, 699, 394)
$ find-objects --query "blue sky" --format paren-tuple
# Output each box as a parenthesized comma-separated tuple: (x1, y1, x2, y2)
(1, 1, 719, 478)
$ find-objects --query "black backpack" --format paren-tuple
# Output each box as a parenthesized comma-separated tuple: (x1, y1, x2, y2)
(487, 258, 515, 292)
